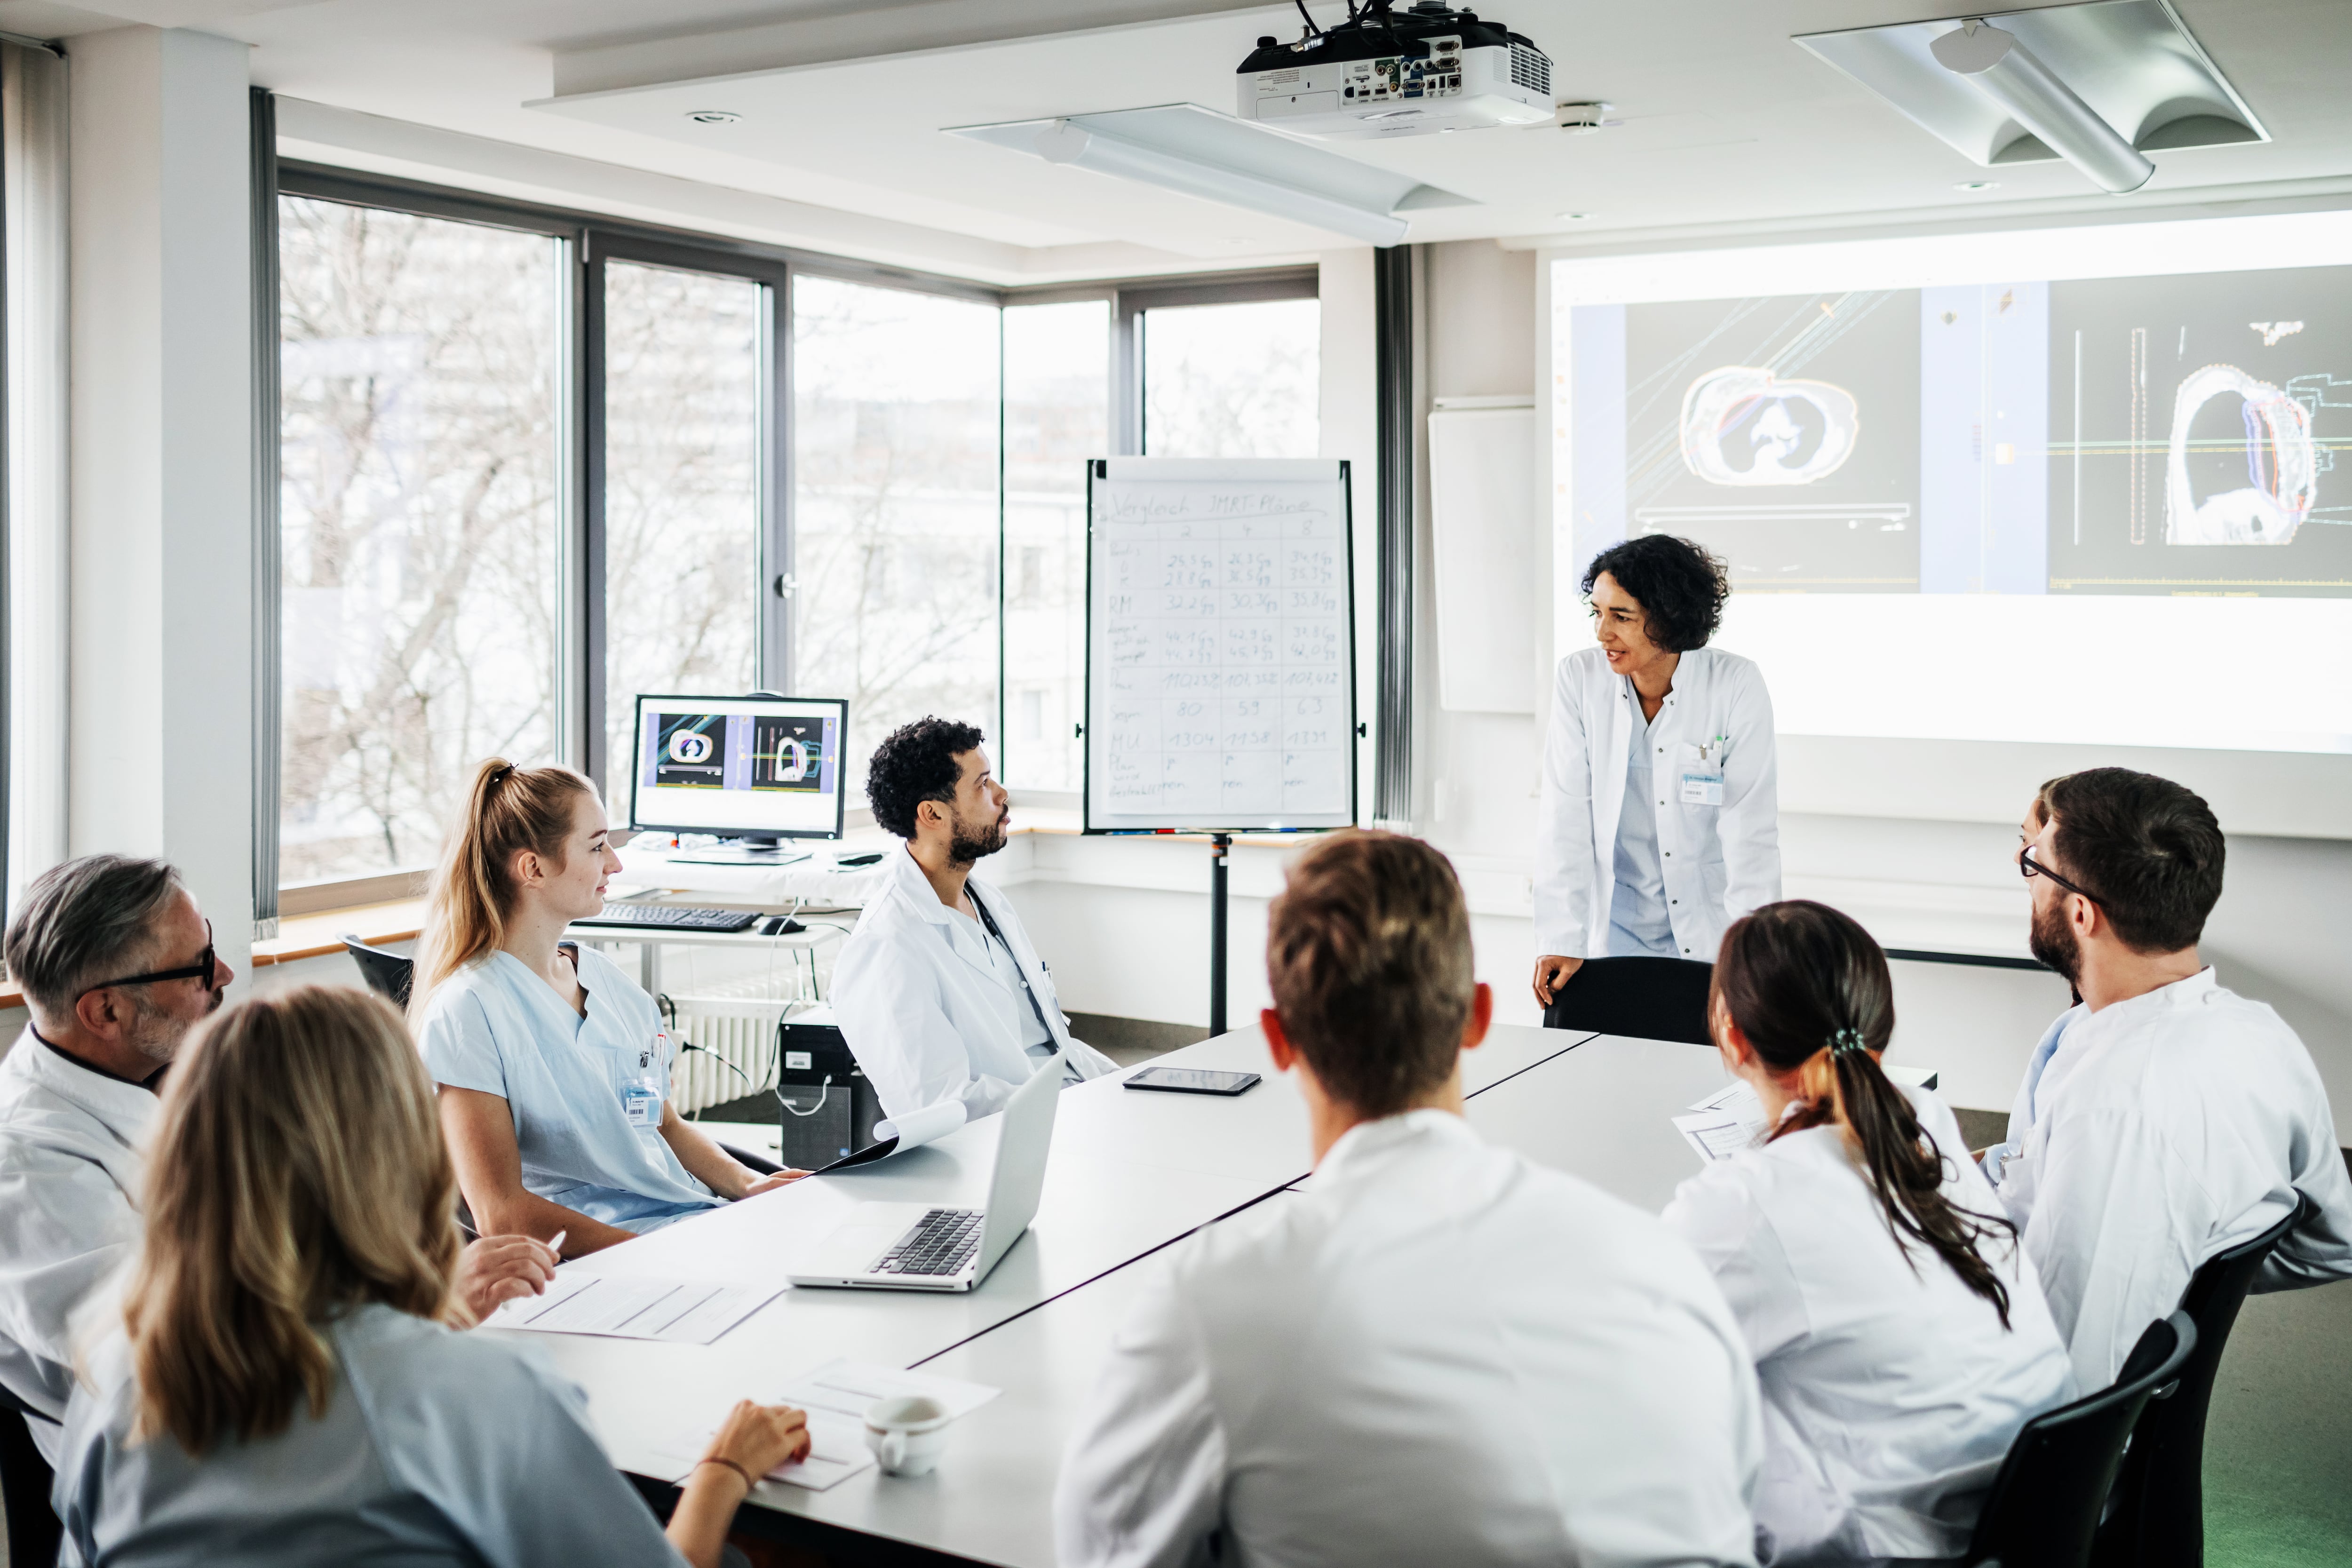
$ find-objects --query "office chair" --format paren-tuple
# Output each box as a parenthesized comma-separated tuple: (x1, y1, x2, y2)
(0, 1381, 63, 1567)
(2093, 1197, 2310, 1568)
(1963, 1311, 2197, 1568)
(341, 936, 415, 1010)
(1540, 955, 1714, 1045)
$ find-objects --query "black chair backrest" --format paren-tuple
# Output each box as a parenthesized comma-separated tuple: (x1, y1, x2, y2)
(1966, 1311, 2197, 1568)
(342, 937, 415, 1010)
(0, 1381, 64, 1568)
(1541, 955, 1714, 1045)
(2094, 1196, 2308, 1568)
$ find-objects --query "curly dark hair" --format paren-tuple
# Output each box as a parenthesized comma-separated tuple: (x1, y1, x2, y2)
(1580, 534, 1730, 653)
(866, 717, 987, 839)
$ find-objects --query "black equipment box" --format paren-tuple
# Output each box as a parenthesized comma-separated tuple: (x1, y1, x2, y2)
(775, 1017, 883, 1169)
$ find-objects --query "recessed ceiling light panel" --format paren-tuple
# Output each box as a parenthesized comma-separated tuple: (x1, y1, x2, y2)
(1796, 1, 2264, 186)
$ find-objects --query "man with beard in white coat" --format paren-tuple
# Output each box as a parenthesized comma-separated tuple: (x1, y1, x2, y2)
(0, 856, 556, 1465)
(1982, 768, 2352, 1388)
(1056, 831, 1760, 1568)
(834, 718, 1115, 1128)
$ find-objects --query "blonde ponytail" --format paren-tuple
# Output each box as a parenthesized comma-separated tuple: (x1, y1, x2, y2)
(410, 758, 595, 1014)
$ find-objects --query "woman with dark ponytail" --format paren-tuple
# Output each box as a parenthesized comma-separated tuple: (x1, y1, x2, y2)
(1662, 900, 2073, 1566)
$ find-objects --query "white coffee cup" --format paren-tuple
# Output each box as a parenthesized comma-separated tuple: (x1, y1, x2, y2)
(864, 1394, 952, 1477)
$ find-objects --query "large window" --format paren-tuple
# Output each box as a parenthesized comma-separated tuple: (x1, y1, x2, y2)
(793, 277, 1001, 789)
(1141, 297, 1321, 459)
(278, 198, 562, 883)
(601, 261, 763, 830)
(1002, 300, 1109, 791)
(267, 170, 1318, 897)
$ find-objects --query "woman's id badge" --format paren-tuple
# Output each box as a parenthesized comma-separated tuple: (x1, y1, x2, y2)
(1681, 736, 1728, 805)
(623, 1034, 667, 1127)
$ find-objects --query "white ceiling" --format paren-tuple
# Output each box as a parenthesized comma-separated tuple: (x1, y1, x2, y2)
(5, 0, 2352, 285)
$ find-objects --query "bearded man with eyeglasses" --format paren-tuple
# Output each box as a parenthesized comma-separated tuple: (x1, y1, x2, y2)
(1979, 768, 2352, 1392)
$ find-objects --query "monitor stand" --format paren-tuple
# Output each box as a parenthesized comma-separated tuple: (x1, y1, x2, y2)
(666, 836, 814, 868)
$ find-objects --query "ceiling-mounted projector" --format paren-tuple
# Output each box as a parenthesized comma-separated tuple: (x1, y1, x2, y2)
(1237, 0, 1553, 139)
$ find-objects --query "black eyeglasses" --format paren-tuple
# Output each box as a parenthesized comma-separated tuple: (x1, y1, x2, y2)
(77, 920, 220, 1002)
(2019, 844, 2103, 908)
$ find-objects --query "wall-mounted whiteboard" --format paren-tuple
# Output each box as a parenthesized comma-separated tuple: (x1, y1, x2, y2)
(1084, 458, 1357, 832)
(1429, 402, 1538, 714)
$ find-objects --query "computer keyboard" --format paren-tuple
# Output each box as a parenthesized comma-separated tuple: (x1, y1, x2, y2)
(875, 1208, 983, 1276)
(571, 905, 759, 933)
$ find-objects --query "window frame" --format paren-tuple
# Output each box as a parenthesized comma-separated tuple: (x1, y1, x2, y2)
(262, 154, 1319, 904)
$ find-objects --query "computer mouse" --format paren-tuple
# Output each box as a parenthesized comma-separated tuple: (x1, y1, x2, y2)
(760, 915, 806, 936)
(835, 851, 885, 868)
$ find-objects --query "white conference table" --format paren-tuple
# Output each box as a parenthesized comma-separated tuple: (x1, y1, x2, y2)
(497, 1025, 1729, 1564)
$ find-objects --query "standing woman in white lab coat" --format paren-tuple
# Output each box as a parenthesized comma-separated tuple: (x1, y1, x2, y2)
(1662, 900, 2073, 1565)
(1533, 535, 1780, 1006)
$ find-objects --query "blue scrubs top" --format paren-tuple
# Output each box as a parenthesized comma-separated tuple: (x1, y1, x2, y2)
(56, 1304, 690, 1568)
(1608, 683, 1678, 958)
(415, 944, 718, 1233)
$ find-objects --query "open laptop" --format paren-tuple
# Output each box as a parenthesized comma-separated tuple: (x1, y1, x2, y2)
(787, 1056, 1059, 1292)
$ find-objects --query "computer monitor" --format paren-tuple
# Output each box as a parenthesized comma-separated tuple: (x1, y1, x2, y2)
(628, 693, 848, 850)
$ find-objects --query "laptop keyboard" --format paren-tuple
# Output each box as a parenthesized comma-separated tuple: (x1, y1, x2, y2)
(875, 1208, 984, 1276)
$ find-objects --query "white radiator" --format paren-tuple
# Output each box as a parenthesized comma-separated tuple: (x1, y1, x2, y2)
(663, 996, 793, 1117)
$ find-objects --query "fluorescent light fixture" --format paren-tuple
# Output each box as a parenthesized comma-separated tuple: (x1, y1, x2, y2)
(1797, 2, 2265, 191)
(949, 103, 1474, 248)
(1931, 20, 2152, 192)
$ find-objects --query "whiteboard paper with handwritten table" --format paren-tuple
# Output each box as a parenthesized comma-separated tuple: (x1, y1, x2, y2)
(1084, 459, 1357, 832)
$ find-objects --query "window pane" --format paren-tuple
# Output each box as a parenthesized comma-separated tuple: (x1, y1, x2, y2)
(603, 262, 763, 830)
(1002, 299, 1109, 791)
(794, 277, 1001, 790)
(278, 198, 561, 883)
(1142, 297, 1320, 458)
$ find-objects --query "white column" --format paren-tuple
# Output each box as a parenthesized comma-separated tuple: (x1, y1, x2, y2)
(68, 25, 254, 978)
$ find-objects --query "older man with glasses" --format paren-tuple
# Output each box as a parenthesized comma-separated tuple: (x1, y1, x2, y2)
(1980, 768, 2352, 1390)
(0, 856, 229, 1459)
(0, 857, 558, 1468)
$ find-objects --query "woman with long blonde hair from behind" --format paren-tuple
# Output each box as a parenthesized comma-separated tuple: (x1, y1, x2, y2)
(52, 985, 808, 1568)
(413, 759, 799, 1257)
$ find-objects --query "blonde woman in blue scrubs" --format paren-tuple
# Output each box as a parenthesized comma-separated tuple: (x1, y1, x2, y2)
(412, 759, 801, 1258)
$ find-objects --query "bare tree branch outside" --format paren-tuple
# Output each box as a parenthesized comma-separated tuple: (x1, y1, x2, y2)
(793, 277, 1001, 790)
(278, 198, 560, 883)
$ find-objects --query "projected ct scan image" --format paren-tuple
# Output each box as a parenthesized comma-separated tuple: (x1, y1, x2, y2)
(1618, 289, 1922, 594)
(2049, 263, 2352, 597)
(1575, 266, 2352, 602)
(1556, 215, 2352, 757)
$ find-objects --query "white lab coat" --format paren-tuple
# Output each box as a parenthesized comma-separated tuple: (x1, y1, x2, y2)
(1985, 968, 2352, 1389)
(1054, 1110, 1763, 1568)
(0, 1027, 158, 1464)
(1535, 645, 1782, 962)
(1664, 1086, 2074, 1564)
(832, 845, 1116, 1124)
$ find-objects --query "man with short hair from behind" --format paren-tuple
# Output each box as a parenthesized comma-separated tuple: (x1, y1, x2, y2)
(1984, 767, 2352, 1388)
(1055, 830, 1761, 1568)
(0, 856, 552, 1463)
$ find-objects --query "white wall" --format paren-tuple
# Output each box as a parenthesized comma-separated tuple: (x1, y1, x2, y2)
(66, 26, 255, 984)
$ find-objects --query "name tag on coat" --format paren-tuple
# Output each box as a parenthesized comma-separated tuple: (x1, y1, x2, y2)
(1680, 740, 1726, 805)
